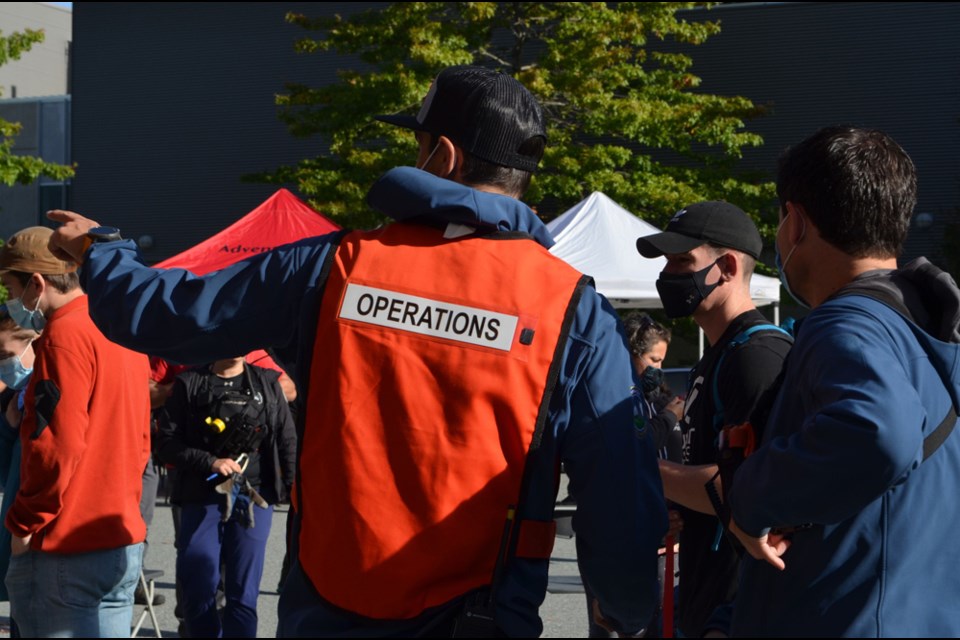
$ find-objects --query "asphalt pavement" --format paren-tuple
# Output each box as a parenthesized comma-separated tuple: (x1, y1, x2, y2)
(0, 497, 591, 638)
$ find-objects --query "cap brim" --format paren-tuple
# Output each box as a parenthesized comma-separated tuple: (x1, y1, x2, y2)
(374, 114, 426, 131)
(636, 232, 705, 258)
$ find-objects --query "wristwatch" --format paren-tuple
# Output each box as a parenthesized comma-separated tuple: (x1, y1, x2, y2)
(87, 226, 123, 243)
(79, 226, 123, 262)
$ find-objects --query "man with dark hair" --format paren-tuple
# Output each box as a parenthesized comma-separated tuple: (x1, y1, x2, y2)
(728, 126, 960, 636)
(636, 202, 792, 637)
(0, 226, 151, 637)
(45, 65, 667, 637)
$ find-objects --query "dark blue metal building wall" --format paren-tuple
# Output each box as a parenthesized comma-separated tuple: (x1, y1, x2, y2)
(71, 2, 386, 263)
(72, 2, 960, 264)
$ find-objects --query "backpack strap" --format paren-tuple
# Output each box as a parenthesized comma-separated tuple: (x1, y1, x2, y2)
(711, 324, 793, 432)
(834, 287, 958, 463)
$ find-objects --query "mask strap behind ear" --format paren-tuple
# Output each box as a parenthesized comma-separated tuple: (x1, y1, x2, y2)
(417, 140, 442, 171)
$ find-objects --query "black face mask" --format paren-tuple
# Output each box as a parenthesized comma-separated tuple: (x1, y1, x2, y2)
(656, 259, 722, 319)
(641, 365, 664, 394)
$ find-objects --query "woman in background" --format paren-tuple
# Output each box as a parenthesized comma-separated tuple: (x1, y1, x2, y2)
(623, 312, 684, 462)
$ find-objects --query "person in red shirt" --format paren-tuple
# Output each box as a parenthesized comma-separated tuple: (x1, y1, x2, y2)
(0, 226, 151, 637)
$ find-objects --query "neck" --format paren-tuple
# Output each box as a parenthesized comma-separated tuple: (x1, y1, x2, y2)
(212, 360, 245, 378)
(807, 253, 898, 308)
(693, 300, 756, 345)
(44, 287, 83, 313)
(695, 286, 756, 345)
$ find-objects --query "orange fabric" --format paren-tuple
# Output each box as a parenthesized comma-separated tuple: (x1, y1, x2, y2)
(245, 349, 282, 373)
(6, 296, 151, 553)
(299, 224, 582, 619)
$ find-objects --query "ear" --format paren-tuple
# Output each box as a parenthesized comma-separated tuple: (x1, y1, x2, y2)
(432, 135, 459, 179)
(29, 273, 46, 296)
(717, 251, 739, 282)
(782, 202, 808, 244)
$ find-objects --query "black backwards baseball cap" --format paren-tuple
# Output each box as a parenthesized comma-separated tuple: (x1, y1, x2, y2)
(636, 201, 763, 259)
(375, 66, 546, 172)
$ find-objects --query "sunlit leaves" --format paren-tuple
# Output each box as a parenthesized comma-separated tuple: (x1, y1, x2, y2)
(0, 29, 75, 188)
(265, 2, 774, 236)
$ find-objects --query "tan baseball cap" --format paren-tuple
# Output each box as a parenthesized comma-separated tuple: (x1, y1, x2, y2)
(0, 226, 78, 275)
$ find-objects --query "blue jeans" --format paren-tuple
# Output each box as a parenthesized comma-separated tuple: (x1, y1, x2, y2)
(178, 501, 273, 638)
(5, 542, 143, 638)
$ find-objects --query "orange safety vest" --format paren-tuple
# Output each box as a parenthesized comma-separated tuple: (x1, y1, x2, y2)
(299, 222, 587, 619)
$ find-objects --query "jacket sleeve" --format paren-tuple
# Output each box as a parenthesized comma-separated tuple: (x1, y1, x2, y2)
(272, 381, 298, 497)
(6, 345, 92, 538)
(78, 235, 339, 367)
(560, 292, 669, 634)
(155, 376, 217, 476)
(730, 307, 928, 536)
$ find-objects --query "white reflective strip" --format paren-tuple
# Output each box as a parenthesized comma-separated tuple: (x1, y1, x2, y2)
(417, 80, 438, 124)
(339, 284, 518, 352)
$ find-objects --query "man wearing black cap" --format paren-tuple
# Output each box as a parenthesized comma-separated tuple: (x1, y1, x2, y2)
(45, 65, 667, 637)
(637, 202, 791, 637)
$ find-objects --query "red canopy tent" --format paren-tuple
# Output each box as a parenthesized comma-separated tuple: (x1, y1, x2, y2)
(153, 188, 339, 274)
(149, 188, 339, 381)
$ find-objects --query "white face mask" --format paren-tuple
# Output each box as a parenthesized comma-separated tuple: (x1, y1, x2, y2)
(416, 141, 442, 171)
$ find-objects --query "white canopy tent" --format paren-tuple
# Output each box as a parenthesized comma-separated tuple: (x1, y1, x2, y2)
(546, 192, 782, 354)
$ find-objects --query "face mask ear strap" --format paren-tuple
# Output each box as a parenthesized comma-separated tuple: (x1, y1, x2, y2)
(416, 140, 442, 171)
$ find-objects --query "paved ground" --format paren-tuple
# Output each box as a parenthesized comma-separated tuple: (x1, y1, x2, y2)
(0, 500, 592, 638)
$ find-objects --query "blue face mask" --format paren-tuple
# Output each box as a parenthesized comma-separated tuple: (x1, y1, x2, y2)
(6, 282, 46, 332)
(775, 211, 810, 309)
(0, 344, 33, 391)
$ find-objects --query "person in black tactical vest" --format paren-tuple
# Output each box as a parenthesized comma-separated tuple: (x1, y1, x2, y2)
(157, 356, 297, 638)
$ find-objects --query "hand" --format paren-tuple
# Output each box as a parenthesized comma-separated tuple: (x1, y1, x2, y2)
(46, 210, 102, 263)
(665, 396, 684, 420)
(591, 599, 645, 637)
(591, 599, 614, 634)
(210, 457, 243, 476)
(10, 533, 32, 557)
(728, 518, 790, 570)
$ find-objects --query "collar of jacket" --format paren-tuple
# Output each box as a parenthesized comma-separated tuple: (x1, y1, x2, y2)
(366, 167, 555, 249)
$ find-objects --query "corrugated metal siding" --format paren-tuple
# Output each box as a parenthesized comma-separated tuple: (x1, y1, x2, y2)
(72, 2, 960, 265)
(677, 1, 960, 264)
(71, 2, 386, 263)
(0, 97, 71, 236)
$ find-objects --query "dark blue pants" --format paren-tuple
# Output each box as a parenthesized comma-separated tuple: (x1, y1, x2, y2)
(177, 502, 273, 638)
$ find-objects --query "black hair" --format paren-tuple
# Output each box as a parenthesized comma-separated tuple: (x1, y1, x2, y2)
(776, 126, 916, 259)
(622, 312, 671, 359)
(429, 134, 544, 198)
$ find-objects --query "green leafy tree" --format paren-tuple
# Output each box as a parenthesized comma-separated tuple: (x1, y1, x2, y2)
(0, 28, 75, 186)
(266, 2, 774, 232)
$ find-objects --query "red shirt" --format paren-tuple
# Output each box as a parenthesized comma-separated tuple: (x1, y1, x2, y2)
(6, 296, 151, 553)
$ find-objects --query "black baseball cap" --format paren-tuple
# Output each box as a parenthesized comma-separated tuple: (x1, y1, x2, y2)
(636, 201, 763, 259)
(375, 66, 546, 172)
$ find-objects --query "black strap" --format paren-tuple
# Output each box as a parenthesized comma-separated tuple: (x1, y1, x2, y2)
(924, 406, 957, 462)
(834, 287, 959, 463)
